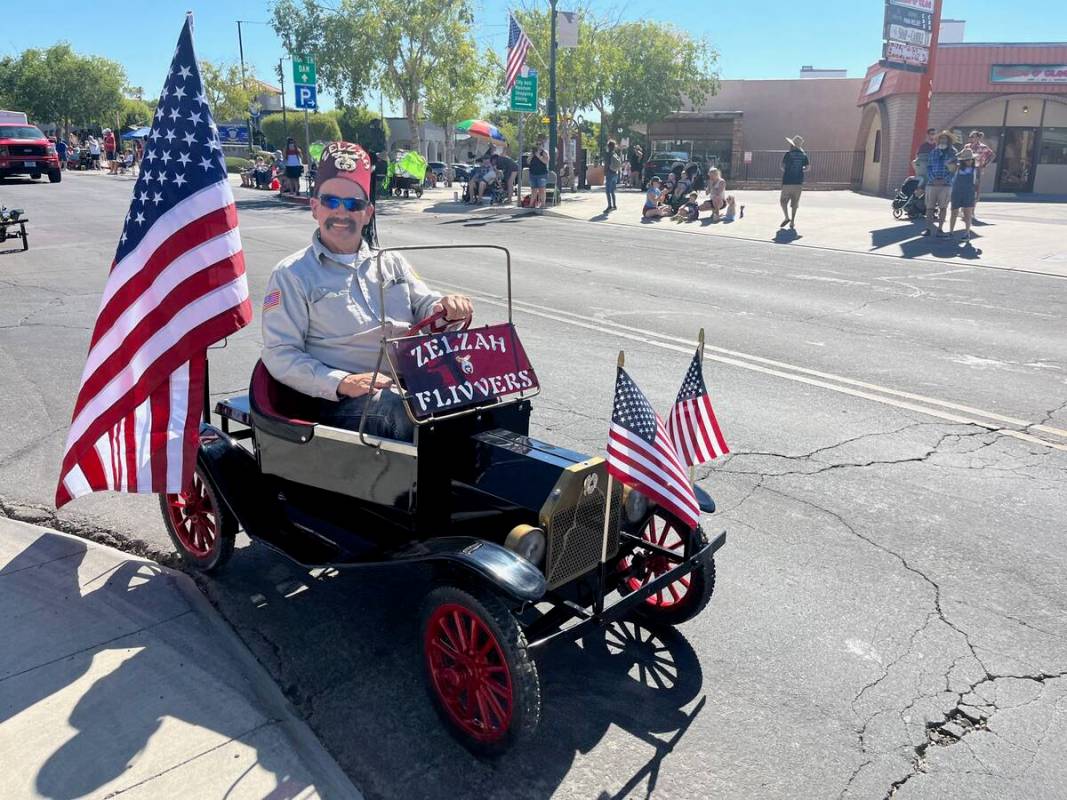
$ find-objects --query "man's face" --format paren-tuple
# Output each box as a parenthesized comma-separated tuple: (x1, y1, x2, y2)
(311, 177, 373, 254)
(926, 130, 936, 143)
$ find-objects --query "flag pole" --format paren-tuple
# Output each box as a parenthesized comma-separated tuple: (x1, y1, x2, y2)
(596, 349, 624, 616)
(688, 328, 705, 483)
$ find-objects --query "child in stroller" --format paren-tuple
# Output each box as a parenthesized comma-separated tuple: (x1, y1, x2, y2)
(892, 176, 927, 220)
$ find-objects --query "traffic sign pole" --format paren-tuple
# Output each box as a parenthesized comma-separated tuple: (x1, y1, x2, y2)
(908, 0, 942, 176)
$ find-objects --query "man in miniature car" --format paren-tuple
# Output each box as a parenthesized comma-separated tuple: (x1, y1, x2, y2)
(260, 141, 473, 441)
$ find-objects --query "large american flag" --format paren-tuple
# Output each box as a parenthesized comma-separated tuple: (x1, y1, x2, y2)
(607, 367, 700, 530)
(667, 349, 730, 466)
(55, 15, 251, 508)
(505, 13, 533, 91)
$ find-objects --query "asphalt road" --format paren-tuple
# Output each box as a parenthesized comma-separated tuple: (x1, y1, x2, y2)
(2, 173, 1066, 800)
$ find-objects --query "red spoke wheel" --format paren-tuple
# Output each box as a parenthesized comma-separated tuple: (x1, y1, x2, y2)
(420, 585, 540, 757)
(618, 513, 716, 626)
(159, 467, 236, 573)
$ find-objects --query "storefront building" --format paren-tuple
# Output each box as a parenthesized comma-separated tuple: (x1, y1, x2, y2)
(857, 42, 1067, 196)
(647, 77, 866, 185)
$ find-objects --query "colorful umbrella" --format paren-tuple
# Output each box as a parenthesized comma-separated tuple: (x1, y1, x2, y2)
(455, 119, 506, 142)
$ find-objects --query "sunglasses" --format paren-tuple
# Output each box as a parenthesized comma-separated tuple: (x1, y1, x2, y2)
(318, 194, 369, 212)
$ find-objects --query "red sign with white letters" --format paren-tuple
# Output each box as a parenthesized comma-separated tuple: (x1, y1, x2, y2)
(388, 323, 539, 419)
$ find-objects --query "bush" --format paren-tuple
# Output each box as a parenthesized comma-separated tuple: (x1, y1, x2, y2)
(260, 112, 342, 154)
(224, 157, 251, 174)
(331, 107, 389, 154)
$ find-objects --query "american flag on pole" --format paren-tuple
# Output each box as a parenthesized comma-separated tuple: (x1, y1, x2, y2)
(607, 367, 700, 529)
(666, 349, 730, 467)
(505, 13, 533, 91)
(55, 14, 251, 508)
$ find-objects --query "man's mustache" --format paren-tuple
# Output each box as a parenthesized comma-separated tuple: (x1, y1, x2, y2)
(325, 217, 357, 230)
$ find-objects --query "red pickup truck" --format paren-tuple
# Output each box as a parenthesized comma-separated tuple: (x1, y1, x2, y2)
(0, 121, 62, 183)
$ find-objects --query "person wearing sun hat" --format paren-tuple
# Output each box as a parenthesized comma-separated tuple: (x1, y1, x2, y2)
(259, 141, 474, 440)
(779, 135, 810, 230)
(949, 145, 978, 242)
(922, 130, 959, 237)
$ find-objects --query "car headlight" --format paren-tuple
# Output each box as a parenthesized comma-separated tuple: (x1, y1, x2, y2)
(505, 524, 546, 567)
(623, 486, 650, 524)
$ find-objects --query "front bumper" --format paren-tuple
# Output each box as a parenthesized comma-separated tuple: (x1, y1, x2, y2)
(0, 157, 59, 175)
(526, 529, 726, 652)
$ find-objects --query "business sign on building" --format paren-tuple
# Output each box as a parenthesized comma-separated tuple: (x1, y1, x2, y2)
(881, 0, 932, 73)
(991, 64, 1067, 84)
(884, 41, 930, 70)
(888, 0, 934, 11)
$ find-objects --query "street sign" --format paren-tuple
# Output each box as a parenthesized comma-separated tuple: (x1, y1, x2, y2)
(743, 151, 753, 164)
(510, 69, 538, 113)
(292, 58, 316, 87)
(295, 84, 318, 110)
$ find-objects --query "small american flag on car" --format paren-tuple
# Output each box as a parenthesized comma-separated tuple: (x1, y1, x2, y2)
(667, 348, 729, 467)
(607, 366, 700, 529)
(55, 14, 250, 507)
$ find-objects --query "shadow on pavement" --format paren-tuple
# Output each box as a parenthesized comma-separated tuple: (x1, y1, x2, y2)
(206, 543, 709, 800)
(899, 233, 983, 261)
(869, 221, 925, 249)
(0, 533, 304, 800)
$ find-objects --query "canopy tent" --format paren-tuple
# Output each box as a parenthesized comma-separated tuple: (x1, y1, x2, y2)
(121, 126, 151, 140)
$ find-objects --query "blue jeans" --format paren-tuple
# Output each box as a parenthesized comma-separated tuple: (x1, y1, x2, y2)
(605, 172, 618, 207)
(318, 389, 415, 441)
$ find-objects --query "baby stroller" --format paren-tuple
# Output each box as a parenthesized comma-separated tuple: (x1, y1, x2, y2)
(892, 176, 927, 221)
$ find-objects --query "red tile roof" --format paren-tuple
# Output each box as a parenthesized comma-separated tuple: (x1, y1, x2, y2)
(859, 43, 1067, 104)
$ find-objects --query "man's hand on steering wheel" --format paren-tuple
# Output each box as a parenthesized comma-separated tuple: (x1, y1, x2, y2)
(435, 294, 473, 323)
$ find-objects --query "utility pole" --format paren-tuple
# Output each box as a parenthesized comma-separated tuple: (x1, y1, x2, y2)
(548, 0, 558, 180)
(236, 21, 253, 155)
(278, 58, 289, 140)
(908, 0, 943, 175)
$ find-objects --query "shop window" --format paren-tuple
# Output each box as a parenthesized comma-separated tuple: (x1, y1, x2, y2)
(872, 130, 882, 163)
(1039, 128, 1067, 165)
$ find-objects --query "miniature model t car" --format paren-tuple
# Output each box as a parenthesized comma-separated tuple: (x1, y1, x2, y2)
(160, 245, 725, 755)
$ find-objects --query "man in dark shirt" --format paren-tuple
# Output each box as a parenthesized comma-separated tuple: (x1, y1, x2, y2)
(780, 135, 810, 230)
(491, 152, 519, 204)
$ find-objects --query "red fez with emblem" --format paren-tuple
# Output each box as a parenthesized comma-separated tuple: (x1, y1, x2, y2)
(316, 141, 372, 198)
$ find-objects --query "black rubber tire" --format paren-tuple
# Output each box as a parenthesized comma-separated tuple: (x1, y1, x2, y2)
(21, 226, 28, 251)
(420, 584, 541, 757)
(620, 523, 717, 627)
(892, 206, 903, 220)
(159, 467, 237, 573)
(48, 170, 61, 183)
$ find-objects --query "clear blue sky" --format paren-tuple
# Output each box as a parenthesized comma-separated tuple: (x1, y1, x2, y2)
(4, 0, 1064, 115)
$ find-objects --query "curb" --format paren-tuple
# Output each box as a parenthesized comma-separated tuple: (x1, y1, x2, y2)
(0, 518, 362, 800)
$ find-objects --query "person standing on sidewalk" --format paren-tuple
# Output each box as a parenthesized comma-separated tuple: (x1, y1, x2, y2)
(967, 130, 996, 218)
(629, 144, 644, 189)
(913, 128, 937, 192)
(604, 139, 621, 213)
(779, 135, 809, 230)
(529, 135, 549, 211)
(922, 131, 958, 237)
(949, 147, 978, 242)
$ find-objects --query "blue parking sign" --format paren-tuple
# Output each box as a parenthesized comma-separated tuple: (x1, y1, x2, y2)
(295, 84, 317, 110)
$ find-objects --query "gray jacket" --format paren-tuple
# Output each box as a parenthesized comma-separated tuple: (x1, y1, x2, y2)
(261, 233, 442, 399)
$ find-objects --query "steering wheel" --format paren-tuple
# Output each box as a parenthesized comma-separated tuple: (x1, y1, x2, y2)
(406, 308, 473, 336)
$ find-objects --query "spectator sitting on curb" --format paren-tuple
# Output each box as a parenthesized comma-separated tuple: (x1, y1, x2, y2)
(642, 177, 672, 219)
(672, 191, 701, 223)
(699, 167, 741, 222)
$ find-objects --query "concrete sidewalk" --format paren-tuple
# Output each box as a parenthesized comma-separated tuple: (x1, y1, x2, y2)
(0, 518, 361, 800)
(542, 187, 1067, 278)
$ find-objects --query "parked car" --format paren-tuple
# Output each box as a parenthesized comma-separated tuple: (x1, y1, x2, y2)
(426, 161, 447, 182)
(643, 152, 708, 191)
(0, 121, 62, 183)
(451, 162, 472, 182)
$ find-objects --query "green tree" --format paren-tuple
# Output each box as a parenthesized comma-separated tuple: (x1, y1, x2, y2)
(425, 41, 497, 182)
(271, 0, 474, 156)
(331, 106, 390, 154)
(0, 44, 125, 137)
(199, 60, 256, 124)
(120, 96, 155, 129)
(260, 111, 341, 153)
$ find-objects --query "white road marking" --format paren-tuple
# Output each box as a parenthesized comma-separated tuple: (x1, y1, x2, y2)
(435, 278, 1067, 452)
